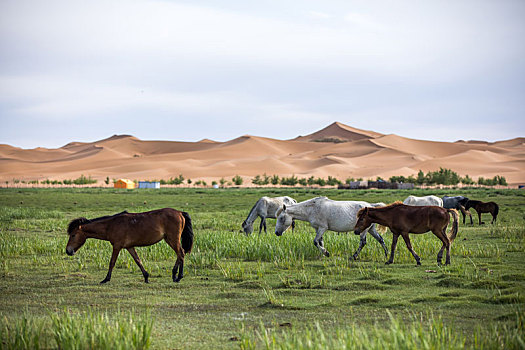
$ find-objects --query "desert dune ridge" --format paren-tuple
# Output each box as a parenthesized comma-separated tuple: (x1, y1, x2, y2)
(1, 122, 523, 185)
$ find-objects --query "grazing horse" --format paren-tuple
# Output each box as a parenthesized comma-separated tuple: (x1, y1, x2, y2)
(354, 202, 459, 266)
(274, 197, 388, 260)
(242, 196, 297, 235)
(403, 195, 443, 207)
(464, 200, 499, 225)
(66, 208, 194, 283)
(443, 195, 473, 225)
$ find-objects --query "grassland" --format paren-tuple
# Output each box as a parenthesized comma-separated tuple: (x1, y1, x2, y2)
(0, 187, 524, 349)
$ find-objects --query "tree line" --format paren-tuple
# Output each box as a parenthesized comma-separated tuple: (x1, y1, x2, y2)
(7, 168, 508, 187)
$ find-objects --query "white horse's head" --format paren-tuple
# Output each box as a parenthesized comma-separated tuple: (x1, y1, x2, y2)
(275, 204, 293, 236)
(241, 220, 253, 235)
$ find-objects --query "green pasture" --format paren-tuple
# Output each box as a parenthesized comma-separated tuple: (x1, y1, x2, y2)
(0, 187, 524, 349)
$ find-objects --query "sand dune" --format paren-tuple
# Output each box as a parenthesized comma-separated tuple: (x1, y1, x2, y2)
(1, 122, 524, 185)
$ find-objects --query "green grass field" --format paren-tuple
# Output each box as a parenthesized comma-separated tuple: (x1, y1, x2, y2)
(0, 187, 524, 349)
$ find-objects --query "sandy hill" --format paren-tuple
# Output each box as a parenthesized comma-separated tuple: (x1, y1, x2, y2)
(293, 121, 383, 142)
(1, 122, 523, 185)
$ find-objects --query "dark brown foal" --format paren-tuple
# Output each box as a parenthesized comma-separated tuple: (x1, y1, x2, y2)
(464, 200, 499, 225)
(354, 202, 459, 266)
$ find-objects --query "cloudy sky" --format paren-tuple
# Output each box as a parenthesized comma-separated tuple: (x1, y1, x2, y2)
(1, 0, 524, 148)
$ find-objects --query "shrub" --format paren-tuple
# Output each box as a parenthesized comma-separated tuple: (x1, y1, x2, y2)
(73, 175, 97, 185)
(280, 175, 298, 186)
(232, 175, 243, 186)
(327, 176, 341, 186)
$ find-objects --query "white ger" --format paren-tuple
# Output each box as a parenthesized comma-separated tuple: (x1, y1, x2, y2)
(242, 196, 297, 235)
(403, 195, 443, 207)
(274, 196, 388, 259)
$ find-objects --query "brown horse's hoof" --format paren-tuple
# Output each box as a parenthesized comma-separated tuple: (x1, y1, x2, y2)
(100, 279, 110, 284)
(385, 261, 393, 265)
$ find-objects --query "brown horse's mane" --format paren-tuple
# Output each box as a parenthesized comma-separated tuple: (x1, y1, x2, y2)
(357, 201, 404, 217)
(67, 211, 128, 235)
(379, 201, 404, 209)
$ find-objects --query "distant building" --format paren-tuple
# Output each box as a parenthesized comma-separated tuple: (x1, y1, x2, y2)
(138, 181, 160, 189)
(339, 180, 414, 190)
(114, 179, 135, 189)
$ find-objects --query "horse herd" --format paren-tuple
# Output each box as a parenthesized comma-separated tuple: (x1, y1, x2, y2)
(65, 194, 499, 284)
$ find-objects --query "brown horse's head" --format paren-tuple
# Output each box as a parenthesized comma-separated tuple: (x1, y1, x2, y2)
(66, 218, 90, 256)
(354, 207, 372, 235)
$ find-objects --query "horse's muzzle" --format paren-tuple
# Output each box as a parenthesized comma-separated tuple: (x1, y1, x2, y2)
(354, 229, 361, 235)
(66, 247, 75, 256)
(275, 231, 282, 237)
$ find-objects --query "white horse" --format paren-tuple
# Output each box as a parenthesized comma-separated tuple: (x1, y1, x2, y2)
(274, 197, 388, 259)
(242, 196, 297, 235)
(403, 195, 443, 207)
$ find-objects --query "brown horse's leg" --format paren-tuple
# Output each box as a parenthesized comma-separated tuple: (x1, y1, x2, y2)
(386, 234, 399, 264)
(101, 246, 121, 284)
(478, 211, 483, 225)
(400, 234, 421, 266)
(127, 247, 149, 283)
(165, 235, 185, 283)
(435, 228, 450, 266)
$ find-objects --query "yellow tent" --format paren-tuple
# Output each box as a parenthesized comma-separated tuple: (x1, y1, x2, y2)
(114, 179, 135, 189)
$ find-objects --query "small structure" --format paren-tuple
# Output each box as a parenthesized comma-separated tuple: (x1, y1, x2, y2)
(138, 181, 160, 189)
(114, 179, 135, 189)
(339, 180, 414, 190)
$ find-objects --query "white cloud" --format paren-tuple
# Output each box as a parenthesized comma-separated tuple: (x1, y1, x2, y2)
(308, 11, 332, 19)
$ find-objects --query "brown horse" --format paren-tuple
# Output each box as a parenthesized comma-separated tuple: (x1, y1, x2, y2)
(66, 208, 194, 283)
(354, 202, 459, 266)
(464, 200, 499, 225)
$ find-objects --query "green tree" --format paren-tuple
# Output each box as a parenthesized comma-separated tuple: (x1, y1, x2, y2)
(416, 170, 425, 185)
(461, 174, 475, 185)
(252, 175, 262, 185)
(327, 176, 341, 186)
(232, 175, 243, 186)
(281, 175, 298, 186)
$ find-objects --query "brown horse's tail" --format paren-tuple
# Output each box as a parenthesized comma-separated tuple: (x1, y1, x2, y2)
(447, 209, 459, 242)
(181, 212, 194, 254)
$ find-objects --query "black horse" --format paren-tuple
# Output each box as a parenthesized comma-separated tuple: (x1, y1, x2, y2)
(442, 196, 473, 225)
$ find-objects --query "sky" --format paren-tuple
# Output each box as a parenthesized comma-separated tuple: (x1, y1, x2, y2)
(1, 0, 524, 149)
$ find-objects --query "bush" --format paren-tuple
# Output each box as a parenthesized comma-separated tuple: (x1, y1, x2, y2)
(165, 174, 184, 185)
(461, 174, 475, 185)
(280, 175, 298, 186)
(73, 175, 97, 185)
(232, 175, 243, 186)
(327, 176, 341, 186)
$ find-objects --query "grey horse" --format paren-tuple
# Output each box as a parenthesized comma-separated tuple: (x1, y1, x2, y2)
(443, 196, 472, 225)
